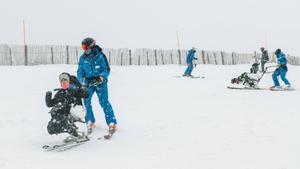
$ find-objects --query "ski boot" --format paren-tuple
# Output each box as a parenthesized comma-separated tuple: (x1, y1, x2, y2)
(108, 123, 117, 135)
(284, 85, 294, 91)
(87, 122, 95, 134)
(270, 86, 282, 91)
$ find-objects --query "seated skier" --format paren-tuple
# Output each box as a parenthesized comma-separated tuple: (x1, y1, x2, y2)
(45, 72, 88, 138)
(231, 72, 259, 88)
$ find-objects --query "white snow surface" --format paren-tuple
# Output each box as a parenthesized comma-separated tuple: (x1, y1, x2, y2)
(0, 64, 300, 169)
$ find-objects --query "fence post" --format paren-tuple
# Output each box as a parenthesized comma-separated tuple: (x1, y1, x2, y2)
(232, 52, 235, 65)
(162, 51, 165, 65)
(213, 52, 217, 65)
(146, 50, 149, 66)
(129, 49, 132, 65)
(206, 52, 210, 64)
(120, 52, 123, 66)
(9, 47, 13, 66)
(51, 46, 54, 64)
(221, 51, 225, 65)
(66, 45, 70, 64)
(24, 45, 28, 66)
(201, 50, 206, 64)
(154, 49, 158, 65)
(108, 51, 111, 64)
(75, 47, 78, 64)
(178, 49, 181, 65)
(138, 54, 140, 66)
(170, 52, 173, 64)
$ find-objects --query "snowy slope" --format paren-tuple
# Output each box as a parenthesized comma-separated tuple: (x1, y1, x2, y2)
(0, 64, 300, 169)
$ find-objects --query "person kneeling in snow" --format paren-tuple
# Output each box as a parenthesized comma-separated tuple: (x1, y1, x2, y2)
(45, 72, 88, 138)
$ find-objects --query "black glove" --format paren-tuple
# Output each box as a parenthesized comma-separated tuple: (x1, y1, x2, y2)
(280, 64, 287, 71)
(46, 91, 52, 99)
(80, 88, 89, 98)
(45, 91, 52, 107)
(194, 58, 198, 60)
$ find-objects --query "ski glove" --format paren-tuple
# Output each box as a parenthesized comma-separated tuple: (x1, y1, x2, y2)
(98, 76, 104, 83)
(80, 88, 89, 98)
(45, 91, 53, 107)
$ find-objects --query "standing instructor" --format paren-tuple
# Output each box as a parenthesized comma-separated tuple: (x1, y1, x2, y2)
(77, 37, 117, 134)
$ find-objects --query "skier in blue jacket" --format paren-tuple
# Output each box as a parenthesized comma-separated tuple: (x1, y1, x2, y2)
(270, 49, 292, 90)
(183, 47, 197, 77)
(77, 37, 117, 134)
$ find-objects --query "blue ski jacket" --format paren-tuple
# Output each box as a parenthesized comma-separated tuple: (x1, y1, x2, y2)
(276, 52, 288, 71)
(186, 49, 196, 64)
(77, 45, 110, 85)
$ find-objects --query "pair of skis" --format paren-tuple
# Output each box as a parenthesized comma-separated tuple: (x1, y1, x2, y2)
(227, 86, 268, 90)
(42, 135, 90, 152)
(227, 86, 295, 91)
(42, 131, 115, 152)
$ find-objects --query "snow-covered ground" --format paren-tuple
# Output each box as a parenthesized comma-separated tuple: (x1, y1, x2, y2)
(0, 64, 299, 169)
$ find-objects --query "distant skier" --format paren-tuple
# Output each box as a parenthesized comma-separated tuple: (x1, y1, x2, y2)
(270, 49, 292, 90)
(77, 37, 117, 134)
(45, 72, 88, 138)
(183, 47, 198, 77)
(260, 47, 269, 72)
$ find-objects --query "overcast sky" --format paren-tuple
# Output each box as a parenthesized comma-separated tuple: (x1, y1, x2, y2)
(1, 0, 299, 55)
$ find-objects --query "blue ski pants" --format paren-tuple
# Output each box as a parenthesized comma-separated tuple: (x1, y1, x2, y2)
(184, 64, 194, 75)
(272, 68, 290, 87)
(84, 82, 117, 126)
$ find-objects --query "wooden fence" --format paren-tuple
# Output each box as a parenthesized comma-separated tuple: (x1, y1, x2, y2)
(0, 44, 299, 66)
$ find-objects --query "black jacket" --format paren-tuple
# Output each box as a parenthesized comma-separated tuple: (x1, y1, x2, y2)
(261, 50, 269, 62)
(45, 88, 88, 114)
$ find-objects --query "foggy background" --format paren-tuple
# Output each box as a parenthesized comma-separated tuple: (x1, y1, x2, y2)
(0, 0, 299, 55)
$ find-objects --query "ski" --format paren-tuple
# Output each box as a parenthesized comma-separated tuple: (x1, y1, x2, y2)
(227, 86, 268, 90)
(269, 87, 295, 91)
(174, 75, 205, 79)
(42, 136, 90, 152)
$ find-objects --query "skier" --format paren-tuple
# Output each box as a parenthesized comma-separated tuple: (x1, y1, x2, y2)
(183, 47, 198, 77)
(270, 49, 292, 90)
(77, 37, 117, 134)
(260, 47, 269, 72)
(230, 72, 260, 88)
(45, 72, 88, 138)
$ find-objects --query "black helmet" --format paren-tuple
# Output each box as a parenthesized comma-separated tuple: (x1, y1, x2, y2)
(275, 48, 281, 56)
(81, 37, 96, 51)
